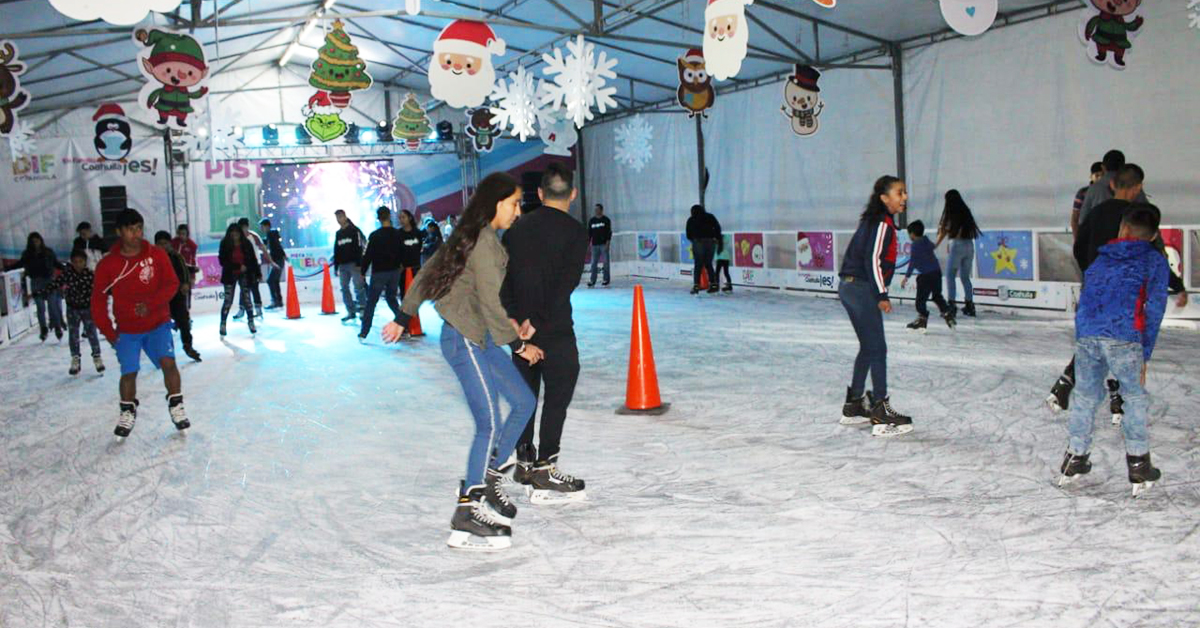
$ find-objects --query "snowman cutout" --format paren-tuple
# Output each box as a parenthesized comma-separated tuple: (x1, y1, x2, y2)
(539, 111, 577, 156)
(781, 64, 823, 137)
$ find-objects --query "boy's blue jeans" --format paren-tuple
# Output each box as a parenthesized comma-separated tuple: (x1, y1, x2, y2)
(1067, 337, 1150, 456)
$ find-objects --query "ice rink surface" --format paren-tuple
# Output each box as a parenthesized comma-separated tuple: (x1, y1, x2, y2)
(2, 281, 1198, 627)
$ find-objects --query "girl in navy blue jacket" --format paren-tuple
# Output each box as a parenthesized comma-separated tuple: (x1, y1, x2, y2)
(837, 175, 913, 437)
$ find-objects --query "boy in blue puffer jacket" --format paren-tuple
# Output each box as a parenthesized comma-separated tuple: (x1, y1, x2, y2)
(1058, 205, 1168, 496)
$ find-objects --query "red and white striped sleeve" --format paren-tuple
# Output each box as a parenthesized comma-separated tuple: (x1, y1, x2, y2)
(871, 221, 889, 297)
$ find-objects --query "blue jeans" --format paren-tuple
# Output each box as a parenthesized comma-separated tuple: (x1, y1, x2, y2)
(30, 276, 64, 331)
(337, 264, 367, 316)
(440, 324, 537, 488)
(1067, 337, 1150, 456)
(946, 238, 974, 304)
(839, 277, 887, 399)
(360, 270, 401, 335)
(589, 244, 610, 285)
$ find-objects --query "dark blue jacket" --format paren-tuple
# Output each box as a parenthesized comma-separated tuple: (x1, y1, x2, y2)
(1076, 239, 1169, 362)
(902, 235, 940, 279)
(839, 214, 897, 301)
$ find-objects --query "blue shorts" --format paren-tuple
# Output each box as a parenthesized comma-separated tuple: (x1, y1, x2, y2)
(116, 321, 176, 375)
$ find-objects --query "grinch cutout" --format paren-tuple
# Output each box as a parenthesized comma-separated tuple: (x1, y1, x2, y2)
(392, 93, 432, 150)
(465, 107, 498, 153)
(938, 0, 998, 37)
(781, 64, 823, 137)
(302, 91, 348, 142)
(703, 0, 754, 82)
(428, 20, 506, 110)
(133, 28, 209, 129)
(538, 109, 577, 157)
(676, 48, 715, 118)
(1080, 0, 1143, 69)
(0, 41, 30, 137)
(93, 103, 133, 160)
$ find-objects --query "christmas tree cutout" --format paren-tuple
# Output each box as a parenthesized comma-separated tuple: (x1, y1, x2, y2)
(392, 93, 432, 149)
(309, 19, 372, 109)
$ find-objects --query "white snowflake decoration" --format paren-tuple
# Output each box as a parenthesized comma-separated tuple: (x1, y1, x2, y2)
(6, 119, 36, 161)
(541, 34, 618, 129)
(614, 115, 653, 171)
(490, 65, 544, 142)
(1190, 0, 1200, 29)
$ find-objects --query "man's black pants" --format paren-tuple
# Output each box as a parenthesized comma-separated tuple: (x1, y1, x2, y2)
(513, 335, 580, 462)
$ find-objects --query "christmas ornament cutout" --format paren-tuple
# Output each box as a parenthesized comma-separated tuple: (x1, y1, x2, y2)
(614, 115, 653, 171)
(93, 103, 133, 160)
(392, 93, 433, 149)
(490, 65, 543, 141)
(428, 20, 506, 110)
(781, 64, 823, 137)
(676, 48, 715, 118)
(1079, 0, 1144, 70)
(302, 19, 372, 142)
(303, 91, 348, 142)
(703, 0, 754, 82)
(538, 109, 577, 156)
(465, 107, 499, 152)
(0, 41, 31, 137)
(540, 34, 618, 128)
(50, 0, 183, 26)
(938, 0, 997, 37)
(134, 28, 210, 130)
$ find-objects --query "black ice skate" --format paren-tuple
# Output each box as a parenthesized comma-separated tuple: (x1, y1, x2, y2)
(906, 316, 928, 333)
(961, 302, 976, 317)
(721, 284, 732, 294)
(1108, 379, 1124, 427)
(1127, 453, 1161, 498)
(1057, 451, 1092, 487)
(114, 400, 138, 438)
(183, 345, 201, 362)
(1046, 375, 1073, 413)
(340, 313, 356, 323)
(941, 310, 957, 329)
(484, 468, 518, 523)
(690, 285, 701, 295)
(508, 443, 537, 486)
(839, 387, 873, 425)
(219, 321, 227, 336)
(54, 326, 63, 340)
(447, 483, 512, 551)
(869, 397, 913, 437)
(167, 394, 190, 431)
(255, 306, 264, 319)
(39, 324, 48, 342)
(706, 285, 719, 294)
(69, 356, 81, 376)
(232, 309, 246, 320)
(526, 457, 587, 504)
(247, 317, 257, 335)
(93, 355, 106, 373)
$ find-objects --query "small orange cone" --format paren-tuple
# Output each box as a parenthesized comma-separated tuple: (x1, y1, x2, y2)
(616, 285, 669, 415)
(285, 265, 302, 319)
(404, 267, 424, 337)
(320, 263, 337, 315)
(698, 267, 710, 290)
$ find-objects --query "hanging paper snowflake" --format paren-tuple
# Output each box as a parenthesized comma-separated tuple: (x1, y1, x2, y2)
(7, 119, 36, 161)
(490, 65, 543, 142)
(540, 34, 618, 129)
(614, 115, 653, 171)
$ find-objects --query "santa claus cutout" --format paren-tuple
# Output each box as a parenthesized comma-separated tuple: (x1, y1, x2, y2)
(703, 0, 754, 82)
(428, 20, 506, 109)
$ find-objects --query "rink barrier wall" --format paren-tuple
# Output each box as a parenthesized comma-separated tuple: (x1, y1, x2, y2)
(608, 228, 1199, 320)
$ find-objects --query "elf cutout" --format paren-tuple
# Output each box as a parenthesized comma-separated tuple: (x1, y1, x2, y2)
(1081, 0, 1143, 69)
(134, 28, 209, 129)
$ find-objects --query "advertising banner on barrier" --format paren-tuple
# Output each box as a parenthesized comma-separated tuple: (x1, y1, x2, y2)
(1161, 228, 1184, 280)
(680, 233, 695, 264)
(975, 230, 1034, 281)
(796, 231, 835, 272)
(194, 247, 333, 290)
(3, 271, 32, 339)
(734, 232, 764, 268)
(637, 233, 660, 261)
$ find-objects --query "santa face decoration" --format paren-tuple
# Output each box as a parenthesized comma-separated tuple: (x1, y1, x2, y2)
(781, 65, 823, 137)
(428, 20, 506, 109)
(703, 0, 753, 82)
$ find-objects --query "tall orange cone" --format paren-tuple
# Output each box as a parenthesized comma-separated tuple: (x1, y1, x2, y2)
(616, 284, 670, 415)
(404, 267, 424, 337)
(698, 267, 710, 290)
(285, 265, 302, 319)
(320, 263, 337, 315)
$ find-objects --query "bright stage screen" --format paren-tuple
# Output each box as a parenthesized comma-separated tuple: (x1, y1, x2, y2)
(259, 160, 398, 249)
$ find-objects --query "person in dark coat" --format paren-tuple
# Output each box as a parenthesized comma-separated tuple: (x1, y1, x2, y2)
(685, 205, 721, 294)
(155, 231, 201, 361)
(217, 223, 259, 336)
(6, 232, 64, 340)
(421, 216, 444, 266)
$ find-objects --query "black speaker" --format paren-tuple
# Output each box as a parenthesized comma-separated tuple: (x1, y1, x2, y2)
(436, 120, 454, 141)
(520, 171, 541, 211)
(99, 185, 127, 239)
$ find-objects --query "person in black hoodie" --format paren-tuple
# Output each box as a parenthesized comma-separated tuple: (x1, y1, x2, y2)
(155, 231, 201, 361)
(421, 216, 443, 265)
(217, 223, 258, 337)
(73, 221, 107, 270)
(685, 205, 721, 294)
(7, 232, 64, 341)
(587, 203, 612, 288)
(837, 175, 912, 438)
(358, 207, 405, 340)
(333, 209, 368, 322)
(260, 218, 287, 309)
(397, 209, 424, 296)
(48, 249, 105, 375)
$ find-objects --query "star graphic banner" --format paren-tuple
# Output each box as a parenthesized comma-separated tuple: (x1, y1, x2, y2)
(975, 230, 1034, 280)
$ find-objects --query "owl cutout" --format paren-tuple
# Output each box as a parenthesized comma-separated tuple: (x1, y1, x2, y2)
(676, 48, 714, 118)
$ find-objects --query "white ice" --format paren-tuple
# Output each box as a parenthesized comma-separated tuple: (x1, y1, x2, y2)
(1, 283, 1198, 627)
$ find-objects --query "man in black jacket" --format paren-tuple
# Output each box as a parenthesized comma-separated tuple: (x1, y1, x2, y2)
(358, 207, 405, 340)
(333, 209, 368, 322)
(501, 162, 590, 503)
(260, 219, 287, 309)
(686, 204, 721, 294)
(587, 203, 612, 288)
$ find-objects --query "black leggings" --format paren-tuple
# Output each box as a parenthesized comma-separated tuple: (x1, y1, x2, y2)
(221, 276, 253, 323)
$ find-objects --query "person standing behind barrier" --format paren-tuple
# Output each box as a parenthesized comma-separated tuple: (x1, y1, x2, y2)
(6, 232, 64, 341)
(686, 204, 721, 295)
(397, 209, 423, 297)
(935, 190, 981, 318)
(587, 203, 612, 288)
(260, 219, 287, 309)
(73, 222, 106, 270)
(332, 209, 368, 323)
(358, 207, 405, 342)
(714, 234, 733, 293)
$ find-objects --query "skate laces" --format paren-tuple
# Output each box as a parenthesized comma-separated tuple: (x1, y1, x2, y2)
(117, 407, 136, 430)
(488, 480, 514, 507)
(169, 403, 187, 422)
(548, 464, 577, 484)
(471, 502, 505, 526)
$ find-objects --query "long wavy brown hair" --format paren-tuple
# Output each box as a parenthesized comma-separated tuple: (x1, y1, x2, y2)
(419, 172, 519, 301)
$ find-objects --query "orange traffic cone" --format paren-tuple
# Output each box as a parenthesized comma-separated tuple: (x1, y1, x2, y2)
(320, 263, 337, 315)
(616, 284, 670, 415)
(404, 267, 424, 337)
(698, 267, 710, 290)
(285, 265, 302, 319)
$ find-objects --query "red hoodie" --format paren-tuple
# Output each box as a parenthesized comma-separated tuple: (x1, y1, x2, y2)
(91, 240, 179, 342)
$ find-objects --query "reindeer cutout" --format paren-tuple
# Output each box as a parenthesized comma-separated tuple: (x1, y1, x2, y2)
(0, 41, 31, 136)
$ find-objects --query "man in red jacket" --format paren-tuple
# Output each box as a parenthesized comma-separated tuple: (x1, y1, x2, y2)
(91, 209, 190, 438)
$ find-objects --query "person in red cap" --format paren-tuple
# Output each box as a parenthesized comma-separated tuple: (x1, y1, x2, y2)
(135, 28, 209, 127)
(91, 208, 191, 439)
(428, 19, 506, 109)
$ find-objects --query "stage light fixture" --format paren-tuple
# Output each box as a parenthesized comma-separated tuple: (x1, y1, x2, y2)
(262, 124, 280, 146)
(436, 120, 454, 141)
(360, 129, 378, 144)
(376, 120, 393, 142)
(344, 123, 361, 145)
(295, 125, 313, 145)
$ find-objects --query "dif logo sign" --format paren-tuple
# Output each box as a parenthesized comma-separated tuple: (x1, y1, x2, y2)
(11, 154, 57, 181)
